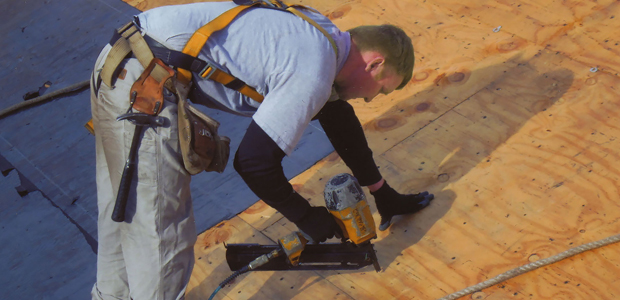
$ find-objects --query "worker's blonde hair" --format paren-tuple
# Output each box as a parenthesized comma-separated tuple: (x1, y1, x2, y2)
(348, 25, 414, 89)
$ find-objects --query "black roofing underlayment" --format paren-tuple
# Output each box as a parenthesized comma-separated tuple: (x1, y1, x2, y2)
(0, 0, 334, 298)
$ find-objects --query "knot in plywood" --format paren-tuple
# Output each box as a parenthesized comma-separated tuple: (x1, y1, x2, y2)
(243, 200, 268, 215)
(371, 115, 405, 131)
(328, 4, 352, 20)
(416, 102, 431, 112)
(585, 77, 598, 86)
(413, 70, 431, 82)
(201, 224, 232, 248)
(485, 37, 528, 55)
(496, 38, 527, 52)
(434, 69, 471, 86)
(437, 173, 450, 182)
(448, 72, 466, 82)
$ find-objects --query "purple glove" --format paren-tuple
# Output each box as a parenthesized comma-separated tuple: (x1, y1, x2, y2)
(370, 181, 434, 231)
(294, 206, 343, 243)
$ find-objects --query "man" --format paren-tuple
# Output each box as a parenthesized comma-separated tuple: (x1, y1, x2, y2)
(90, 1, 434, 299)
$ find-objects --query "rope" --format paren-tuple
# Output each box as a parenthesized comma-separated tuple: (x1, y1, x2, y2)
(0, 80, 90, 119)
(438, 233, 620, 300)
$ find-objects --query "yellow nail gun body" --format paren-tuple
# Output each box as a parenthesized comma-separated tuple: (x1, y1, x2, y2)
(324, 173, 377, 245)
(226, 173, 381, 272)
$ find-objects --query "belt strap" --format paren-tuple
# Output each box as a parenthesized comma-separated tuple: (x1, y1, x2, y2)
(100, 22, 175, 92)
(100, 22, 153, 87)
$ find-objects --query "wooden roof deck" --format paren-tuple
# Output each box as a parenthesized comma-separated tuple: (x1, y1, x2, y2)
(127, 0, 620, 299)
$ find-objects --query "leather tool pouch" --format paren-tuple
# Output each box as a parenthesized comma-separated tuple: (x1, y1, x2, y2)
(130, 58, 175, 115)
(178, 95, 231, 175)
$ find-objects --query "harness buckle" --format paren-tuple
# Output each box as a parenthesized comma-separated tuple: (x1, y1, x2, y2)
(262, 0, 276, 7)
(260, 0, 287, 8)
(199, 62, 217, 80)
(273, 0, 288, 8)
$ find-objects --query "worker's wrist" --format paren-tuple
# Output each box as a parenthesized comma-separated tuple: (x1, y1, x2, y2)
(366, 178, 385, 193)
(349, 168, 381, 186)
(369, 181, 397, 199)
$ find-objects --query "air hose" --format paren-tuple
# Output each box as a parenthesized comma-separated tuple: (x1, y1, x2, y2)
(0, 80, 89, 119)
(208, 248, 282, 300)
(208, 265, 250, 300)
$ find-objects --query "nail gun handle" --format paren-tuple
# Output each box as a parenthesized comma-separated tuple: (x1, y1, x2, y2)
(111, 125, 143, 222)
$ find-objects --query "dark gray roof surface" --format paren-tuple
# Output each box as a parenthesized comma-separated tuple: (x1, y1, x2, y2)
(0, 0, 333, 298)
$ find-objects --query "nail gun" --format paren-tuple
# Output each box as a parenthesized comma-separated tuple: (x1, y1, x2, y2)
(225, 173, 381, 273)
(209, 174, 380, 299)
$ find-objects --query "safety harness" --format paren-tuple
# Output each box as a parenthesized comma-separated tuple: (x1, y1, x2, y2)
(93, 0, 338, 176)
(175, 0, 338, 100)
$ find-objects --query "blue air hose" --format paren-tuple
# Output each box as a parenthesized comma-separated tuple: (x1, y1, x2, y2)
(208, 248, 282, 300)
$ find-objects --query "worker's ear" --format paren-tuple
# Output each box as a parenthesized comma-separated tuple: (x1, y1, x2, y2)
(365, 57, 385, 74)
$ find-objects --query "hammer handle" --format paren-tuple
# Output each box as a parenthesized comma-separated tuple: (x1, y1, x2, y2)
(111, 125, 144, 222)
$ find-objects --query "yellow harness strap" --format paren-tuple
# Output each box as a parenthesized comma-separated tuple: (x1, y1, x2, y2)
(177, 4, 258, 85)
(177, 1, 338, 103)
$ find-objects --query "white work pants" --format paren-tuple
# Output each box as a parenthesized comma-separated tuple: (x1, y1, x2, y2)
(90, 45, 196, 300)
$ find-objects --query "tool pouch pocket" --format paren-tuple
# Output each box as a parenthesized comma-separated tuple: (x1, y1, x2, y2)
(178, 96, 230, 175)
(130, 58, 175, 115)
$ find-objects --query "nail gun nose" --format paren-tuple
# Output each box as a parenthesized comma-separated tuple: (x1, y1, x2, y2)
(116, 112, 165, 127)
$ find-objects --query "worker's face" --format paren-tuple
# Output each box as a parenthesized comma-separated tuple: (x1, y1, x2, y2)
(335, 58, 404, 102)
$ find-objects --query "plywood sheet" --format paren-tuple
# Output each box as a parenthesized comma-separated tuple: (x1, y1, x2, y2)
(116, 0, 620, 299)
(545, 1, 620, 76)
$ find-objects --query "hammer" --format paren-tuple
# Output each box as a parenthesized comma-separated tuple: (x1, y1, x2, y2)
(111, 112, 165, 222)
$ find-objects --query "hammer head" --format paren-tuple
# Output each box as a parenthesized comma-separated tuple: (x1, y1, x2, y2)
(117, 112, 165, 127)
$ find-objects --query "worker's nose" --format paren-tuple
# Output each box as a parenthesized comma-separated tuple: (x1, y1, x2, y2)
(364, 93, 378, 103)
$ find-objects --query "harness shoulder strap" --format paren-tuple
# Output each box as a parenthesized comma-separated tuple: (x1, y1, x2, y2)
(177, 4, 259, 85)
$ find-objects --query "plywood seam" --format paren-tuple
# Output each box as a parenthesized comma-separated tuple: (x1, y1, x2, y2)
(255, 214, 286, 233)
(377, 90, 488, 164)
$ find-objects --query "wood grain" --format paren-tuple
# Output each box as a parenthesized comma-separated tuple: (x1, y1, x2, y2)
(118, 0, 620, 299)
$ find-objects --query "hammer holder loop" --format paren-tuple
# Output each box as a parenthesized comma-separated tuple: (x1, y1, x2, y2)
(129, 58, 175, 115)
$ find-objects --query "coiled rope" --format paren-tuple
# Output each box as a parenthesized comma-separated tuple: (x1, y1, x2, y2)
(438, 233, 620, 300)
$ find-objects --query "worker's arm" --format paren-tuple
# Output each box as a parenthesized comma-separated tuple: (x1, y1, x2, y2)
(234, 120, 340, 242)
(315, 100, 435, 230)
(314, 100, 382, 187)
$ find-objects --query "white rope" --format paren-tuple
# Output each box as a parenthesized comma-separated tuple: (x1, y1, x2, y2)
(438, 233, 620, 300)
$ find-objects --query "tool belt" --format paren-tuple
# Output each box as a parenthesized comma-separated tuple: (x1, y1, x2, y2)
(100, 21, 232, 175)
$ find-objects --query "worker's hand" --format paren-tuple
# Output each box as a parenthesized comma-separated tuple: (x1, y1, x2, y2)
(294, 206, 342, 243)
(370, 181, 434, 231)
